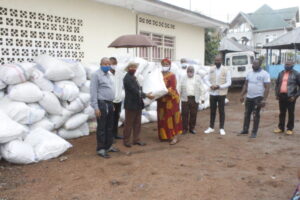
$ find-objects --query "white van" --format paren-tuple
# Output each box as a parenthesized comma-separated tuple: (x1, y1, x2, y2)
(225, 51, 255, 87)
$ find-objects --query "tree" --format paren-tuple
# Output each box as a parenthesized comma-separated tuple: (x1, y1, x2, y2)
(205, 28, 220, 65)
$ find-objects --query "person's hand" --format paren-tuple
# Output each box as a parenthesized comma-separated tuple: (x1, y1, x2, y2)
(95, 109, 101, 118)
(240, 96, 244, 103)
(146, 92, 155, 100)
(210, 85, 217, 90)
(289, 96, 296, 102)
(260, 100, 266, 108)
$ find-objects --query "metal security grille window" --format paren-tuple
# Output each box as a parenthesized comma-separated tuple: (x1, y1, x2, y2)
(139, 31, 175, 62)
(0, 7, 84, 64)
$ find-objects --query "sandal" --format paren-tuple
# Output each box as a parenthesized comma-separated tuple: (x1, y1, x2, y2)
(169, 137, 178, 145)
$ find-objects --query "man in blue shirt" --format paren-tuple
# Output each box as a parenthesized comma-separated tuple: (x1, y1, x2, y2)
(239, 59, 270, 138)
(90, 57, 119, 158)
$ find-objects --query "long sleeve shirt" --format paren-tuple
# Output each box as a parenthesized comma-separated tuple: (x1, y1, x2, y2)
(90, 69, 115, 110)
(204, 67, 231, 96)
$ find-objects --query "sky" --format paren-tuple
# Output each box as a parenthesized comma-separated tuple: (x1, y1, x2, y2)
(161, 0, 300, 23)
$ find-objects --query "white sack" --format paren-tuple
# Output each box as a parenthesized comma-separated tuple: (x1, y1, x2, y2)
(30, 68, 54, 91)
(24, 128, 72, 161)
(58, 123, 89, 139)
(80, 81, 90, 93)
(54, 81, 80, 101)
(85, 64, 99, 80)
(142, 67, 168, 105)
(146, 101, 157, 111)
(0, 80, 6, 90)
(70, 62, 87, 87)
(63, 93, 90, 113)
(84, 105, 96, 120)
(143, 110, 157, 122)
(141, 115, 150, 124)
(0, 91, 4, 99)
(30, 118, 55, 131)
(64, 113, 89, 130)
(39, 91, 62, 115)
(34, 55, 74, 81)
(0, 63, 35, 85)
(49, 108, 74, 129)
(0, 110, 27, 143)
(8, 82, 43, 103)
(1, 140, 35, 164)
(0, 97, 44, 125)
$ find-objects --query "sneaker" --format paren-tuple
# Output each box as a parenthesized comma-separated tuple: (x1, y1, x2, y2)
(108, 146, 120, 152)
(204, 127, 215, 134)
(273, 128, 283, 133)
(286, 130, 293, 135)
(249, 132, 257, 138)
(220, 129, 226, 135)
(97, 149, 110, 158)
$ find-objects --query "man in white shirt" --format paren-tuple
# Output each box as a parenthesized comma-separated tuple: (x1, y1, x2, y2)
(109, 57, 124, 140)
(239, 59, 270, 138)
(204, 55, 231, 135)
(180, 65, 205, 134)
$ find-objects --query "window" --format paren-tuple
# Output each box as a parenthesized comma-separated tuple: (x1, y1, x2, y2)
(139, 31, 175, 62)
(225, 58, 230, 66)
(250, 56, 254, 64)
(232, 55, 248, 65)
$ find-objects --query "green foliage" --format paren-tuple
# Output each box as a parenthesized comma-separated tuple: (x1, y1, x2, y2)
(205, 29, 220, 65)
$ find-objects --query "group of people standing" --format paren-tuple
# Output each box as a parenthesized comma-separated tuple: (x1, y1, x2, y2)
(90, 55, 300, 158)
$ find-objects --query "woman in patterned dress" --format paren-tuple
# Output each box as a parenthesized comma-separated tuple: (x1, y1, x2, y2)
(156, 58, 183, 145)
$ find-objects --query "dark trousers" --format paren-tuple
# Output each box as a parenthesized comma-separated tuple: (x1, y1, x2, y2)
(242, 96, 263, 134)
(181, 96, 199, 131)
(209, 95, 226, 129)
(96, 100, 114, 151)
(112, 102, 122, 138)
(123, 109, 142, 144)
(278, 93, 296, 131)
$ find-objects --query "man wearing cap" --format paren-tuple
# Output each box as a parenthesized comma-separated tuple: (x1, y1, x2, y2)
(123, 62, 154, 147)
(90, 57, 119, 158)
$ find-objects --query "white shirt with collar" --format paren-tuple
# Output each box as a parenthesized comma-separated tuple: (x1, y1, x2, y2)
(204, 65, 231, 96)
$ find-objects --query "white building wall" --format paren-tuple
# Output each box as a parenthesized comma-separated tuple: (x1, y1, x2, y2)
(0, 0, 205, 64)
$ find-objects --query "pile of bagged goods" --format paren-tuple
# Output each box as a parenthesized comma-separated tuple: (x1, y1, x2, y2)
(0, 54, 224, 165)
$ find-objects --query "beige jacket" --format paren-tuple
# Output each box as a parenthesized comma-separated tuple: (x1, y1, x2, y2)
(179, 74, 205, 103)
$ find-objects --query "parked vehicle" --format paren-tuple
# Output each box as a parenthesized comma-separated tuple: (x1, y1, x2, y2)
(225, 51, 255, 87)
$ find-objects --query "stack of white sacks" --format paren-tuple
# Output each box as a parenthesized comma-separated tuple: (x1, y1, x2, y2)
(0, 54, 223, 165)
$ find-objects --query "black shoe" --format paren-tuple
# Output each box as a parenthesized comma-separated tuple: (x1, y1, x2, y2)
(115, 135, 124, 139)
(189, 130, 197, 134)
(237, 130, 248, 136)
(97, 150, 111, 158)
(133, 141, 146, 146)
(124, 143, 132, 148)
(108, 146, 120, 152)
(249, 132, 257, 138)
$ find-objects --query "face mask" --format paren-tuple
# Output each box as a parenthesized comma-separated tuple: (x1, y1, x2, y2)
(101, 65, 111, 73)
(111, 65, 116, 70)
(187, 72, 194, 78)
(162, 66, 170, 72)
(215, 63, 221, 68)
(128, 69, 136, 74)
(252, 66, 261, 72)
(285, 65, 293, 71)
(181, 64, 187, 69)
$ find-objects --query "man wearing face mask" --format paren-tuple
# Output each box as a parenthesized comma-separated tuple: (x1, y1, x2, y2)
(179, 65, 205, 134)
(204, 55, 231, 135)
(239, 59, 270, 138)
(274, 60, 300, 135)
(109, 57, 124, 140)
(90, 57, 117, 158)
(123, 62, 154, 147)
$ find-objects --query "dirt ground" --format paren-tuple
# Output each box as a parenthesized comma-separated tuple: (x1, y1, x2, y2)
(0, 88, 299, 200)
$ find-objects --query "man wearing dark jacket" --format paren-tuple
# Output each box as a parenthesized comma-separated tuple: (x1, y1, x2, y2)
(123, 62, 154, 147)
(274, 60, 300, 135)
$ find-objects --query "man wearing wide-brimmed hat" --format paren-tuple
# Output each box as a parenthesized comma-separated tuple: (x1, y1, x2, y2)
(123, 62, 154, 148)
